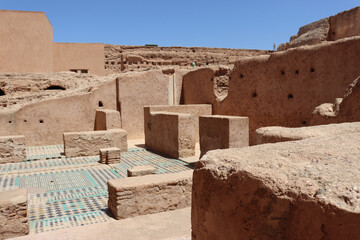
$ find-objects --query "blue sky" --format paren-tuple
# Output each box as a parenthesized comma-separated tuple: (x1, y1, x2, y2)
(1, 0, 359, 49)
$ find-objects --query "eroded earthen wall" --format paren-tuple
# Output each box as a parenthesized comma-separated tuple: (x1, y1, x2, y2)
(0, 79, 117, 145)
(184, 37, 360, 144)
(192, 133, 360, 240)
(104, 45, 272, 73)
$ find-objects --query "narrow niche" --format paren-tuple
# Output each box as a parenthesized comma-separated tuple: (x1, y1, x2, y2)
(45, 85, 66, 91)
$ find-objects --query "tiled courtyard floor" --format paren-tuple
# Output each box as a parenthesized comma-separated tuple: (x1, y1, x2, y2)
(0, 145, 193, 234)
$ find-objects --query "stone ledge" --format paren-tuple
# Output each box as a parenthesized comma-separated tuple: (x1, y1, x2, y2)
(255, 122, 360, 145)
(127, 165, 156, 177)
(108, 170, 193, 219)
(192, 133, 360, 240)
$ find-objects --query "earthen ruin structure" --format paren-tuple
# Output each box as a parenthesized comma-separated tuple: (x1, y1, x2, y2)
(1, 6, 360, 240)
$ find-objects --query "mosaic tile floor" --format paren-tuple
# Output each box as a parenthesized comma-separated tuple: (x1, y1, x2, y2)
(0, 145, 193, 234)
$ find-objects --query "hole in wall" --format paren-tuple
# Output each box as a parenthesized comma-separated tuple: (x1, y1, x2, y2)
(240, 74, 244, 79)
(98, 101, 104, 107)
(295, 70, 299, 74)
(0, 89, 4, 96)
(281, 70, 285, 75)
(8, 121, 11, 124)
(24, 120, 27, 123)
(39, 120, 44, 123)
(288, 93, 294, 99)
(302, 120, 307, 125)
(192, 49, 196, 53)
(252, 91, 257, 98)
(45, 85, 66, 91)
(332, 32, 336, 35)
(81, 69, 88, 74)
(311, 68, 315, 73)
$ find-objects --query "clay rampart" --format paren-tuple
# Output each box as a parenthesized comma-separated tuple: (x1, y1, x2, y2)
(183, 37, 360, 144)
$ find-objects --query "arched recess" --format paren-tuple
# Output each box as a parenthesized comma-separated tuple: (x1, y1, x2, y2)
(45, 85, 66, 90)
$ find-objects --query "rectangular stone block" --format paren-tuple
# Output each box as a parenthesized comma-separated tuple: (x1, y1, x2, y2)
(95, 109, 121, 130)
(0, 135, 26, 164)
(0, 189, 29, 239)
(108, 170, 193, 220)
(144, 104, 212, 141)
(99, 147, 121, 164)
(63, 129, 127, 158)
(145, 111, 196, 159)
(199, 115, 249, 157)
(127, 165, 157, 177)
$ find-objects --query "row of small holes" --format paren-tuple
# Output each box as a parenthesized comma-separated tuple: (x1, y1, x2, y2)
(8, 119, 43, 124)
(251, 92, 294, 99)
(281, 68, 315, 75)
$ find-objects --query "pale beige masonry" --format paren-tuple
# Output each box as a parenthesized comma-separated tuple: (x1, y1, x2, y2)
(0, 189, 29, 239)
(117, 71, 170, 139)
(255, 122, 360, 145)
(99, 147, 121, 165)
(192, 133, 360, 240)
(0, 10, 53, 73)
(144, 104, 212, 141)
(63, 129, 127, 158)
(0, 135, 26, 164)
(108, 170, 193, 220)
(53, 42, 105, 76)
(199, 115, 249, 157)
(145, 111, 196, 158)
(127, 165, 157, 177)
(95, 109, 121, 131)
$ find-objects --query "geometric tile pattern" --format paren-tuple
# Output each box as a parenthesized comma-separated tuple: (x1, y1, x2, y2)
(1, 145, 194, 234)
(24, 166, 120, 233)
(114, 148, 193, 177)
(27, 145, 64, 161)
(0, 156, 99, 174)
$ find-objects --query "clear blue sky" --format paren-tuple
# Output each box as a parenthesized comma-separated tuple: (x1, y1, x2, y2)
(1, 0, 359, 49)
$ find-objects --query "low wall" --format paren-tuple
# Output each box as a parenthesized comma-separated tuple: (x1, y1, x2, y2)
(255, 122, 360, 145)
(144, 104, 212, 141)
(145, 111, 196, 159)
(108, 170, 193, 220)
(0, 189, 29, 239)
(63, 129, 127, 158)
(0, 135, 26, 164)
(0, 79, 117, 146)
(192, 133, 360, 240)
